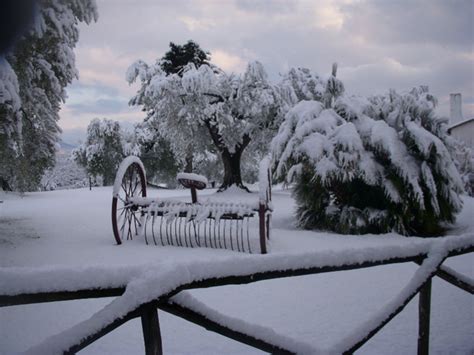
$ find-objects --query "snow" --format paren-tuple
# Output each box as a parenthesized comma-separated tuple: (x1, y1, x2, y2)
(171, 291, 318, 354)
(176, 172, 208, 186)
(0, 187, 473, 354)
(0, 58, 21, 112)
(112, 156, 146, 197)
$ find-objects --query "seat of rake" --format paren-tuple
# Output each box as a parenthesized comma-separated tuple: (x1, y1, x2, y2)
(111, 156, 272, 254)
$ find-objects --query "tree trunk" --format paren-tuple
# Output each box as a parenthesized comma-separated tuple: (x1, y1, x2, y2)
(203, 118, 251, 192)
(220, 149, 248, 192)
(184, 151, 193, 173)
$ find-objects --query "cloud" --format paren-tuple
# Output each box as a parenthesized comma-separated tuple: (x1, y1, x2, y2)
(211, 49, 247, 73)
(234, 0, 296, 14)
(342, 0, 473, 50)
(60, 0, 473, 130)
(67, 98, 128, 115)
(179, 16, 216, 31)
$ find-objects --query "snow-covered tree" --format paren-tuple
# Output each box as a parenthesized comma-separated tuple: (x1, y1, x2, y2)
(272, 68, 464, 236)
(133, 122, 181, 187)
(127, 60, 283, 190)
(0, 0, 98, 191)
(448, 138, 474, 196)
(73, 118, 125, 186)
(40, 153, 90, 191)
(160, 40, 211, 77)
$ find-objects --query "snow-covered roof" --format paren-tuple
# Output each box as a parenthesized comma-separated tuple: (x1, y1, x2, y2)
(448, 117, 474, 132)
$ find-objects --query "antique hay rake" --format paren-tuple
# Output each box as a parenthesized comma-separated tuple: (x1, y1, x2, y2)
(111, 156, 272, 254)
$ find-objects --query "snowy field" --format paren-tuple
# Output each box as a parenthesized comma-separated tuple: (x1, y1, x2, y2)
(0, 186, 473, 354)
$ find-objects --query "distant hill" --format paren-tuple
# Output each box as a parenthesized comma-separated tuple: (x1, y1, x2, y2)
(57, 140, 77, 155)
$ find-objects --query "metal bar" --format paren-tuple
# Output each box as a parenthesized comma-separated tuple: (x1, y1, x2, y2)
(159, 302, 294, 355)
(418, 279, 432, 355)
(141, 304, 163, 355)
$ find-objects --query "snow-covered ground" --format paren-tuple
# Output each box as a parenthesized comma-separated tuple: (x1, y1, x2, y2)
(0, 186, 472, 354)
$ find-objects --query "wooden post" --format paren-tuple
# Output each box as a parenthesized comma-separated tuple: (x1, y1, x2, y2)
(141, 304, 163, 355)
(418, 278, 432, 355)
(190, 187, 197, 203)
(258, 203, 267, 254)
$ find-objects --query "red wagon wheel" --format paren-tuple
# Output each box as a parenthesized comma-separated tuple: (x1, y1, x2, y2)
(112, 158, 147, 244)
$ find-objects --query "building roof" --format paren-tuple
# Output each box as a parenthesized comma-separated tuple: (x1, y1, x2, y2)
(448, 117, 474, 132)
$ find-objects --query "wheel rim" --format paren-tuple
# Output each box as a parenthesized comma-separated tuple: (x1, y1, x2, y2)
(112, 162, 146, 244)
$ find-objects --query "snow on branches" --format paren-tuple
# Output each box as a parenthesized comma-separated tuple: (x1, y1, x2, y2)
(127, 59, 283, 190)
(272, 76, 464, 236)
(0, 0, 98, 191)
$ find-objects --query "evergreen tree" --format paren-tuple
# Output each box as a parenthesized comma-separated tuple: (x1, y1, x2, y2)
(0, 0, 98, 191)
(133, 123, 180, 187)
(160, 40, 210, 76)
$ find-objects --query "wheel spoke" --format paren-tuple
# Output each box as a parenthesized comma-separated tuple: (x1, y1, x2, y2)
(120, 212, 128, 238)
(132, 175, 140, 195)
(127, 213, 133, 240)
(132, 213, 138, 235)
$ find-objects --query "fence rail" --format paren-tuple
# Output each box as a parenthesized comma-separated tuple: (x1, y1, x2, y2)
(1, 243, 472, 354)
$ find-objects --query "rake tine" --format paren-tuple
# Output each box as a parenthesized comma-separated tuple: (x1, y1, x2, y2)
(165, 217, 170, 246)
(193, 220, 200, 247)
(223, 218, 227, 250)
(143, 213, 149, 245)
(212, 219, 217, 249)
(158, 215, 164, 246)
(182, 218, 189, 248)
(240, 217, 245, 252)
(246, 216, 251, 253)
(183, 218, 189, 248)
(229, 218, 234, 251)
(217, 219, 223, 249)
(174, 217, 180, 247)
(235, 219, 240, 253)
(203, 220, 208, 248)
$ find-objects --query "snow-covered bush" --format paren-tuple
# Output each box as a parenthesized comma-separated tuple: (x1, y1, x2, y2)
(449, 139, 474, 196)
(40, 153, 90, 191)
(272, 73, 464, 236)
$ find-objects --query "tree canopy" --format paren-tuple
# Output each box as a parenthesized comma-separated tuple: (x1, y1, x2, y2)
(160, 40, 210, 76)
(127, 59, 284, 190)
(73, 118, 130, 186)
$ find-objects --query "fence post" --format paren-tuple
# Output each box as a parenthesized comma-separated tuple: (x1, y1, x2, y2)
(418, 278, 432, 355)
(141, 303, 163, 355)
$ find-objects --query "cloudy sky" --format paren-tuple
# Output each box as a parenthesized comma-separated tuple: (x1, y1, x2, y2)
(60, 0, 473, 144)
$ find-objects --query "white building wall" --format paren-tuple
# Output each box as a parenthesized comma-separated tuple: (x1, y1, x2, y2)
(451, 120, 474, 148)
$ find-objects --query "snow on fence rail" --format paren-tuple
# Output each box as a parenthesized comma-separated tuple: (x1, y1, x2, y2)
(0, 234, 473, 354)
